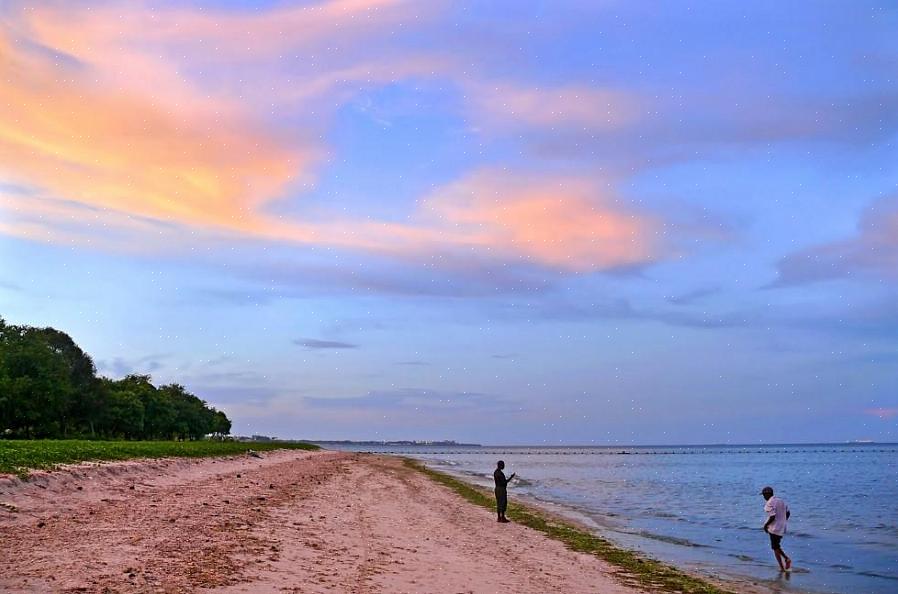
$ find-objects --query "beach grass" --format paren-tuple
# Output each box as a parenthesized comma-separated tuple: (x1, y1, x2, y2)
(0, 439, 319, 478)
(405, 458, 734, 594)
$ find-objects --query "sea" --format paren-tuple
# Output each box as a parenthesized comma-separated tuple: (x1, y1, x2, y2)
(321, 443, 898, 594)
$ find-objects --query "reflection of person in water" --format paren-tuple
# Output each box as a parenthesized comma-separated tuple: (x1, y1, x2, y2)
(493, 460, 516, 523)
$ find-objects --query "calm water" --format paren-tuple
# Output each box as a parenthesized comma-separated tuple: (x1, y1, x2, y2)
(323, 443, 898, 594)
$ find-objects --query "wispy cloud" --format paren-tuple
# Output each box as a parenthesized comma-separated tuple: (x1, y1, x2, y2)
(465, 81, 639, 130)
(7, 0, 889, 329)
(0, 1, 427, 249)
(495, 295, 756, 330)
(97, 354, 170, 378)
(0, 1, 670, 278)
(773, 195, 898, 286)
(0, 280, 23, 293)
(864, 408, 898, 420)
(667, 287, 721, 306)
(294, 338, 359, 350)
(304, 387, 517, 414)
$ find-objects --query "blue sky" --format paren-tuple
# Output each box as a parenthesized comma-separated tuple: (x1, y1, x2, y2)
(1, 1, 897, 443)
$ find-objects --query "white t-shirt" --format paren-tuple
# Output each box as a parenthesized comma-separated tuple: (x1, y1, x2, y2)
(764, 496, 789, 536)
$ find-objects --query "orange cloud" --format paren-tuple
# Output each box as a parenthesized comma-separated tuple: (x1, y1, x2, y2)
(248, 170, 660, 272)
(418, 171, 658, 271)
(2, 0, 434, 236)
(0, 28, 313, 235)
(2, 0, 448, 244)
(1, 2, 656, 274)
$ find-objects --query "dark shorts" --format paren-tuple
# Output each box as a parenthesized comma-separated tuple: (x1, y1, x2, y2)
(769, 533, 783, 550)
(495, 490, 507, 514)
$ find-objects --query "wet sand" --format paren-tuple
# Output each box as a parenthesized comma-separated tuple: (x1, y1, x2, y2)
(0, 450, 648, 593)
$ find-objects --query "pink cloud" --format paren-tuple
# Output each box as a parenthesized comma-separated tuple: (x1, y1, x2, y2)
(2, 0, 436, 236)
(245, 169, 661, 273)
(24, 0, 416, 61)
(1, 1, 658, 274)
(418, 171, 659, 271)
(465, 82, 640, 130)
(0, 23, 316, 232)
(865, 408, 898, 420)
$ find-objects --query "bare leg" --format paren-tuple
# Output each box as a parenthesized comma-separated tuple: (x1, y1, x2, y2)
(773, 547, 792, 571)
(773, 549, 785, 571)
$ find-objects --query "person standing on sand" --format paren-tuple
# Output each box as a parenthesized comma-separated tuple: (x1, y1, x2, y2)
(761, 486, 792, 572)
(494, 460, 515, 523)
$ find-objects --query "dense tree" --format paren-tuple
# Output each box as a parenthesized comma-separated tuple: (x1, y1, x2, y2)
(100, 378, 145, 438)
(34, 326, 101, 436)
(0, 324, 72, 437)
(161, 383, 215, 440)
(211, 410, 232, 437)
(0, 317, 231, 440)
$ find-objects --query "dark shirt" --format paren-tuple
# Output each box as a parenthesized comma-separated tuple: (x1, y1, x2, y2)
(494, 468, 509, 492)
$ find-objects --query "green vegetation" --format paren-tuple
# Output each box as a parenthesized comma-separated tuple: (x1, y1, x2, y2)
(404, 459, 734, 594)
(0, 317, 230, 439)
(0, 439, 318, 478)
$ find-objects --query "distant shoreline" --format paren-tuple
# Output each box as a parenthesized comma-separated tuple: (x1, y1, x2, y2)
(316, 441, 896, 450)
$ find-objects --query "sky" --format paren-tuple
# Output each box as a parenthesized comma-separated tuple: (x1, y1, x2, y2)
(1, 1, 897, 445)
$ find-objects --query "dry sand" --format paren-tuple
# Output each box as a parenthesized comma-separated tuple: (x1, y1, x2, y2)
(0, 450, 649, 593)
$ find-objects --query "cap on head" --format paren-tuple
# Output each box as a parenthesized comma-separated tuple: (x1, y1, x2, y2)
(497, 460, 505, 469)
(761, 486, 774, 496)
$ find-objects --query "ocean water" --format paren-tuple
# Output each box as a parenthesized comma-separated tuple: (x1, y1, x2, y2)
(323, 443, 898, 594)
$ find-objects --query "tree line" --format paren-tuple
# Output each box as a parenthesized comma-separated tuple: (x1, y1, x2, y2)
(0, 317, 231, 440)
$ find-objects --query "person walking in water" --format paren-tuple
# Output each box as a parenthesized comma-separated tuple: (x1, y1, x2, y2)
(494, 460, 515, 523)
(761, 486, 792, 572)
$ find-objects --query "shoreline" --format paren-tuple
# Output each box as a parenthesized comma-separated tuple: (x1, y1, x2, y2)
(403, 458, 737, 594)
(408, 461, 820, 594)
(0, 448, 799, 593)
(1, 449, 647, 593)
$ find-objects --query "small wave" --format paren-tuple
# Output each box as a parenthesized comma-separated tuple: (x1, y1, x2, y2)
(728, 553, 756, 562)
(830, 564, 853, 570)
(634, 530, 709, 548)
(856, 571, 898, 581)
(870, 523, 898, 536)
(650, 511, 680, 519)
(786, 530, 814, 539)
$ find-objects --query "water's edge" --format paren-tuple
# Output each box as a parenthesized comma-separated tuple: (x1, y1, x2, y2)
(428, 461, 814, 594)
(322, 444, 897, 594)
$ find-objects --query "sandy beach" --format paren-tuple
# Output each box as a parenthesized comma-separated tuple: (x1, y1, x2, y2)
(0, 450, 650, 593)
